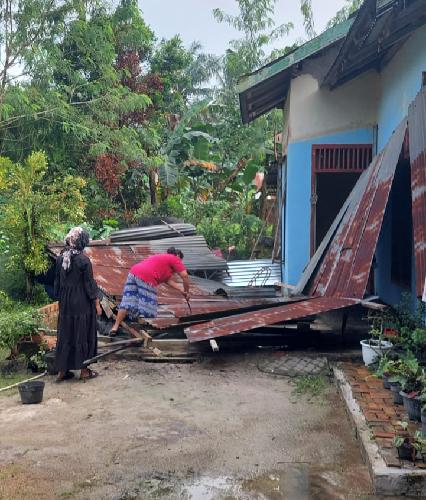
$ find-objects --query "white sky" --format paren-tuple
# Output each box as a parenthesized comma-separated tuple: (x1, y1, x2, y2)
(138, 0, 349, 55)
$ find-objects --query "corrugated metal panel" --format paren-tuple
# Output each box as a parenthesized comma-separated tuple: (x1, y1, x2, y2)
(376, 0, 395, 13)
(408, 89, 426, 296)
(110, 224, 196, 242)
(48, 242, 224, 299)
(221, 259, 281, 287)
(185, 297, 359, 343)
(162, 298, 283, 319)
(305, 120, 407, 299)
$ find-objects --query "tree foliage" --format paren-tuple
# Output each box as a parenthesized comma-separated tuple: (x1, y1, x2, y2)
(0, 0, 353, 303)
(0, 151, 86, 298)
(327, 0, 363, 28)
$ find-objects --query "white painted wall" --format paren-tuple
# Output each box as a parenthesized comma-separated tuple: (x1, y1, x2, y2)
(288, 71, 380, 144)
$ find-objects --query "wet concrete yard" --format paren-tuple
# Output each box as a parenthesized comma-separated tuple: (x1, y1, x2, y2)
(0, 352, 409, 499)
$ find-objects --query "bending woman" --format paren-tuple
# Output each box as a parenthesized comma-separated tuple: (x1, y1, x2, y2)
(54, 227, 101, 382)
(110, 247, 190, 335)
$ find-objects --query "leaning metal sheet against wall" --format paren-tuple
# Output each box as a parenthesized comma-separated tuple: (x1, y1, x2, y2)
(295, 119, 407, 299)
(409, 89, 426, 297)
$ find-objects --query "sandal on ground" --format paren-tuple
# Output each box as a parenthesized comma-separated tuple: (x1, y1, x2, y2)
(55, 371, 75, 383)
(80, 369, 99, 381)
(108, 329, 119, 337)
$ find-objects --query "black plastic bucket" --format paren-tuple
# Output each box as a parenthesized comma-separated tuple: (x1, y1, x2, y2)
(397, 443, 415, 461)
(383, 375, 391, 390)
(44, 350, 57, 375)
(18, 380, 45, 404)
(422, 412, 426, 435)
(400, 392, 421, 421)
(389, 382, 403, 405)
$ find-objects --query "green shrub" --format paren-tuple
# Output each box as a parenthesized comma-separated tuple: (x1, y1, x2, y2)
(0, 302, 41, 354)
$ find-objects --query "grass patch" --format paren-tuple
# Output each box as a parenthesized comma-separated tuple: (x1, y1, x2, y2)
(0, 372, 31, 390)
(0, 347, 31, 392)
(291, 374, 328, 403)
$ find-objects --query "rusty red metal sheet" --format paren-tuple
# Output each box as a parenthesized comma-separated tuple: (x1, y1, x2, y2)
(49, 243, 214, 300)
(409, 89, 426, 297)
(308, 120, 407, 299)
(145, 317, 183, 329)
(185, 297, 358, 343)
(162, 298, 282, 318)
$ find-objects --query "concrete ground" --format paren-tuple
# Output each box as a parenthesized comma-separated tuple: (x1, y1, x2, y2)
(0, 352, 408, 499)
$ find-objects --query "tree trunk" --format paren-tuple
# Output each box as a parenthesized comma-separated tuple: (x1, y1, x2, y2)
(26, 272, 35, 302)
(219, 159, 247, 192)
(149, 170, 157, 205)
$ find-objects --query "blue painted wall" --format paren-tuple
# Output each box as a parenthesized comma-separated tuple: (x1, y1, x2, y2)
(283, 127, 374, 285)
(377, 24, 426, 151)
(374, 23, 426, 304)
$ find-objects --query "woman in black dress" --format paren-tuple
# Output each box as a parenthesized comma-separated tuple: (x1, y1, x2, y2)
(54, 227, 101, 382)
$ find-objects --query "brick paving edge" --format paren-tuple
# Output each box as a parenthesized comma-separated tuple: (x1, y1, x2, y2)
(334, 366, 426, 497)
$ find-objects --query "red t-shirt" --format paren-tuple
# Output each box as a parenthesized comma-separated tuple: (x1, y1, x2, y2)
(130, 253, 186, 287)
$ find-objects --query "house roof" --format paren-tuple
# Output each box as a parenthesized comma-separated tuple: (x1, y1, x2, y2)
(324, 0, 426, 88)
(237, 18, 354, 124)
(238, 0, 426, 123)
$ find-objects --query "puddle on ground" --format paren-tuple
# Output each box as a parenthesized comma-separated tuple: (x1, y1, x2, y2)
(133, 463, 374, 500)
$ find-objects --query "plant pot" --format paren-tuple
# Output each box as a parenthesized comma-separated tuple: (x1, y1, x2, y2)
(421, 412, 426, 436)
(390, 382, 403, 405)
(360, 339, 393, 366)
(383, 374, 391, 390)
(397, 442, 415, 461)
(44, 350, 57, 375)
(400, 392, 421, 421)
(18, 380, 45, 404)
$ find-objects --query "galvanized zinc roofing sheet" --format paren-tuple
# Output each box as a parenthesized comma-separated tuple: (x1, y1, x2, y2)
(221, 259, 281, 287)
(110, 224, 196, 242)
(408, 89, 426, 296)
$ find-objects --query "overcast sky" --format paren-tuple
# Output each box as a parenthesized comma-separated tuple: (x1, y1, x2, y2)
(138, 0, 348, 55)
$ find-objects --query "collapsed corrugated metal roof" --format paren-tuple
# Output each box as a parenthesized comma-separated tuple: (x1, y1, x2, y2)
(184, 119, 407, 342)
(409, 88, 426, 296)
(48, 235, 228, 298)
(49, 235, 227, 277)
(185, 297, 359, 343)
(295, 119, 407, 298)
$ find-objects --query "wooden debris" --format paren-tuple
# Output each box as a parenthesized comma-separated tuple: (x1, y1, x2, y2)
(210, 339, 219, 352)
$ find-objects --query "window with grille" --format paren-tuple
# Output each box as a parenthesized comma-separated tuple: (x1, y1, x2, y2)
(312, 144, 373, 173)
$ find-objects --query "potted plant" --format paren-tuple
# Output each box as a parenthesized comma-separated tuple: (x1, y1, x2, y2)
(393, 422, 426, 461)
(399, 370, 423, 422)
(360, 322, 393, 367)
(393, 421, 415, 461)
(376, 355, 392, 389)
(419, 388, 426, 435)
(395, 356, 423, 421)
(385, 352, 420, 409)
(386, 359, 410, 405)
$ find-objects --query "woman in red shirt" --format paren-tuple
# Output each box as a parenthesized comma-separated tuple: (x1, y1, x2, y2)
(109, 247, 190, 335)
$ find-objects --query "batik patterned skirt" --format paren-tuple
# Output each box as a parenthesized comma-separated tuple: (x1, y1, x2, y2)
(119, 273, 157, 319)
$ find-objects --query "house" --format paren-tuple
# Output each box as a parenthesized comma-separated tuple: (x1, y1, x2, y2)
(238, 0, 426, 306)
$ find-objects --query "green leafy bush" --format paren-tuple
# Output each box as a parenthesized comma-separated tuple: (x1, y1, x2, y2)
(0, 298, 41, 354)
